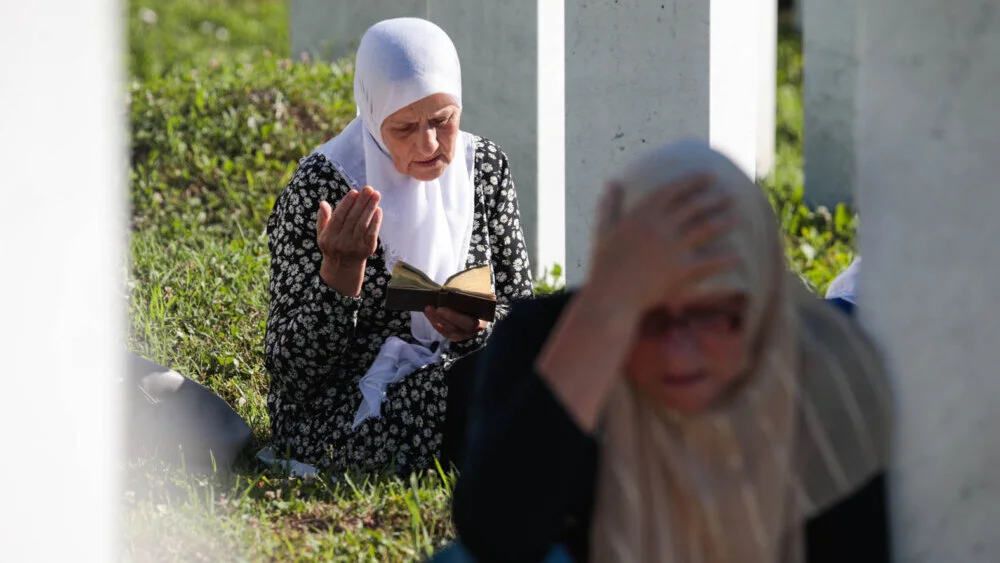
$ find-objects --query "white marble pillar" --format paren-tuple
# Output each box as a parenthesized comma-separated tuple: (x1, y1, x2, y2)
(802, 0, 857, 207)
(290, 1, 566, 278)
(0, 0, 123, 559)
(565, 0, 762, 285)
(856, 0, 1000, 560)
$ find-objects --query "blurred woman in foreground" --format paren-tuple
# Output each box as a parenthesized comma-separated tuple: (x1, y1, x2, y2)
(450, 140, 893, 563)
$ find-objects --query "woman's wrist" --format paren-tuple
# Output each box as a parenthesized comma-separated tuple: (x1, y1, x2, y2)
(320, 256, 367, 297)
(534, 284, 640, 433)
(572, 281, 642, 338)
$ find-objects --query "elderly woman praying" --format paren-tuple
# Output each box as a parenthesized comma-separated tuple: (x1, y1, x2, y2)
(264, 18, 533, 476)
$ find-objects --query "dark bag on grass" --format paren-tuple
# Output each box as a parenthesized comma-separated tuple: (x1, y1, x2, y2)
(124, 352, 252, 473)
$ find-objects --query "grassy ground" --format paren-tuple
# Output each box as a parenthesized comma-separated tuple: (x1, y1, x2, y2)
(123, 2, 856, 561)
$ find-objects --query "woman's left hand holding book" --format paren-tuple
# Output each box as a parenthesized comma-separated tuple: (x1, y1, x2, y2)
(424, 305, 488, 343)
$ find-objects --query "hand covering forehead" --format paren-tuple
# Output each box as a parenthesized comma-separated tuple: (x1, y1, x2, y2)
(354, 18, 463, 149)
(611, 139, 784, 328)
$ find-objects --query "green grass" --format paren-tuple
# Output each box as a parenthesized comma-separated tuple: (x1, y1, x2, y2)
(124, 2, 855, 560)
(128, 0, 290, 81)
(125, 458, 457, 562)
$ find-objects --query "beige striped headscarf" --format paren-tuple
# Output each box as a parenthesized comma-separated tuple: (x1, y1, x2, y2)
(588, 140, 893, 563)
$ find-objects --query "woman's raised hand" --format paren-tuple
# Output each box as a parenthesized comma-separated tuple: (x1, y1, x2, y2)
(586, 173, 739, 318)
(534, 173, 739, 433)
(317, 186, 383, 296)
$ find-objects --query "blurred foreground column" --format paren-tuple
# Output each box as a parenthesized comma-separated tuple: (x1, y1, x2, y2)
(291, 0, 566, 278)
(565, 0, 764, 284)
(856, 0, 1000, 560)
(756, 0, 778, 179)
(0, 0, 124, 560)
(802, 0, 857, 207)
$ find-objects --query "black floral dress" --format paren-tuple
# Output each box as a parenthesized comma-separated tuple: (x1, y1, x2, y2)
(264, 137, 534, 475)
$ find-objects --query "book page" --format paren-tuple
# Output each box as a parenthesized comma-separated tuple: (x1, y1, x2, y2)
(389, 261, 440, 291)
(443, 264, 493, 297)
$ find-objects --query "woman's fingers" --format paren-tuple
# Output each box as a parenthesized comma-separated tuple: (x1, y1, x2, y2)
(630, 173, 734, 251)
(353, 190, 382, 240)
(595, 182, 624, 238)
(423, 307, 435, 326)
(316, 200, 333, 240)
(343, 186, 374, 231)
(433, 313, 464, 337)
(425, 307, 481, 341)
(364, 207, 383, 251)
(434, 307, 480, 334)
(681, 213, 738, 250)
(640, 172, 717, 213)
(329, 190, 359, 233)
(425, 308, 459, 341)
(671, 192, 732, 232)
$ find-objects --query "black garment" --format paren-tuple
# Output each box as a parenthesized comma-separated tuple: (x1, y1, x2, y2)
(264, 137, 534, 475)
(453, 293, 890, 563)
(827, 296, 857, 317)
(439, 349, 482, 471)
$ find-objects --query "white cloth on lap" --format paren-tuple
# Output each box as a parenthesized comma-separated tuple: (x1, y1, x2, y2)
(255, 446, 325, 480)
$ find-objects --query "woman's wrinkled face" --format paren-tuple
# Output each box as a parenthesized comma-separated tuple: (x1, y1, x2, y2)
(380, 93, 461, 181)
(625, 292, 751, 414)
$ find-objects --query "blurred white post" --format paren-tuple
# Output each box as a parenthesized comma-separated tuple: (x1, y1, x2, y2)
(291, 0, 566, 278)
(856, 0, 1000, 560)
(802, 0, 857, 207)
(756, 0, 777, 179)
(535, 0, 567, 280)
(0, 0, 123, 561)
(565, 0, 762, 284)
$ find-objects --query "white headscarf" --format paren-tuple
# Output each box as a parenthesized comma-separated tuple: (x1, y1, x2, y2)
(312, 18, 477, 429)
(825, 256, 861, 304)
(588, 141, 892, 563)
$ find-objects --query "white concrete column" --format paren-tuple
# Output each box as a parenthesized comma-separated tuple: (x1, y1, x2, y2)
(290, 0, 426, 61)
(431, 0, 566, 278)
(290, 1, 566, 278)
(535, 0, 567, 278)
(756, 0, 778, 179)
(0, 0, 123, 559)
(856, 1, 1000, 561)
(565, 0, 761, 285)
(802, 0, 857, 207)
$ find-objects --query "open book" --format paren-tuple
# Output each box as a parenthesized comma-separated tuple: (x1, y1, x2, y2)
(384, 260, 497, 322)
